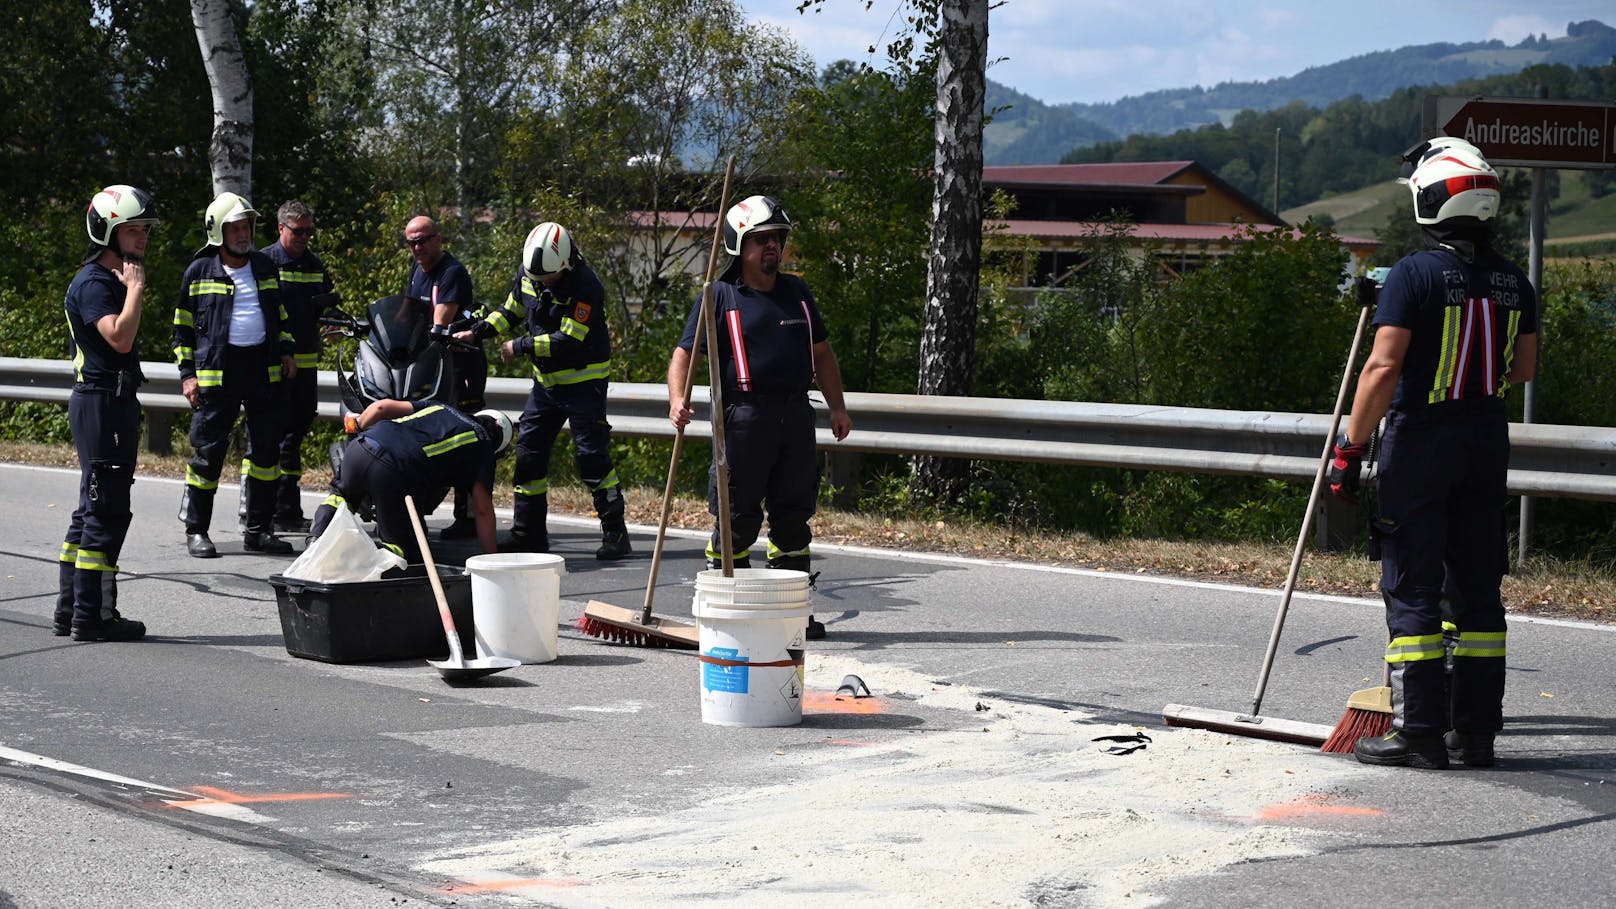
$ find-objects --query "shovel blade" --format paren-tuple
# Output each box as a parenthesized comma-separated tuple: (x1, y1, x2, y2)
(427, 655, 521, 683)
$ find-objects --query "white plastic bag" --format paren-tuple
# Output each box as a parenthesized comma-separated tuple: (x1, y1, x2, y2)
(282, 501, 406, 583)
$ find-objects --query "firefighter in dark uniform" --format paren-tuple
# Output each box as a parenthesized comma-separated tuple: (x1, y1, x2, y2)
(460, 222, 631, 560)
(1331, 137, 1538, 769)
(404, 215, 485, 540)
(56, 185, 158, 642)
(174, 192, 298, 558)
(259, 200, 336, 532)
(667, 195, 852, 640)
(309, 400, 512, 563)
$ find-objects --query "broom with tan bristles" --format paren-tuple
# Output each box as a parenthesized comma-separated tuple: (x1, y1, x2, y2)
(574, 156, 736, 649)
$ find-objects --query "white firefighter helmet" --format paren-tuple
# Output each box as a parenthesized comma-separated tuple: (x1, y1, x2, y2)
(522, 222, 574, 279)
(202, 192, 260, 248)
(1402, 137, 1500, 226)
(475, 408, 515, 454)
(86, 185, 158, 246)
(722, 195, 792, 256)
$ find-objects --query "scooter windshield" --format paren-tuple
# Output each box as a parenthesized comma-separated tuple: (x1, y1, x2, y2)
(367, 294, 433, 363)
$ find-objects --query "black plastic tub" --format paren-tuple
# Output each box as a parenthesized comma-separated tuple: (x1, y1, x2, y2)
(269, 565, 475, 664)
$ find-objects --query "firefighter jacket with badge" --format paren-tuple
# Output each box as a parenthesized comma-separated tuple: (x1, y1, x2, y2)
(172, 251, 294, 388)
(261, 241, 334, 371)
(476, 263, 611, 387)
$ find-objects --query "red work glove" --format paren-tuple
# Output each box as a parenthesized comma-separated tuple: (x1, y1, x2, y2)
(1327, 433, 1368, 504)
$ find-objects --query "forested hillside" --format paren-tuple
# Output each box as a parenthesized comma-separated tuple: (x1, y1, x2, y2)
(982, 19, 1616, 164)
(1061, 63, 1616, 214)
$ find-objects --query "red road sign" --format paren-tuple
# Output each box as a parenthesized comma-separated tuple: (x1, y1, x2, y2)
(1426, 96, 1615, 169)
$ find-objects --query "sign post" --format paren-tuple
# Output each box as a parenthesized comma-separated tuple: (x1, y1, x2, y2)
(1423, 95, 1615, 562)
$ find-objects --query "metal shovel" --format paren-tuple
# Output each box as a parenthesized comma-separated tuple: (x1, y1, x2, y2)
(404, 495, 520, 683)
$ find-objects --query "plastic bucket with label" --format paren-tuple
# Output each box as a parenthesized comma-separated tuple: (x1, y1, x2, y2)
(464, 552, 566, 664)
(692, 568, 812, 727)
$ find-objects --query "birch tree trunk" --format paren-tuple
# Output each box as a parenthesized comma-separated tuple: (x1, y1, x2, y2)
(191, 0, 254, 197)
(912, 0, 987, 501)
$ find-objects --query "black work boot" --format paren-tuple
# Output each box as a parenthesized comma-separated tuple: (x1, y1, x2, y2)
(243, 531, 294, 554)
(186, 532, 219, 559)
(274, 512, 312, 534)
(1354, 730, 1449, 769)
(596, 530, 632, 561)
(438, 518, 478, 540)
(1444, 731, 1496, 768)
(72, 614, 147, 643)
(504, 527, 549, 553)
(54, 559, 75, 635)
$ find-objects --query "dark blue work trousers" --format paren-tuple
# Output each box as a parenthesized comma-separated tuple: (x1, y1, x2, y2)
(708, 392, 819, 565)
(1376, 402, 1510, 735)
(59, 388, 140, 627)
(512, 379, 618, 533)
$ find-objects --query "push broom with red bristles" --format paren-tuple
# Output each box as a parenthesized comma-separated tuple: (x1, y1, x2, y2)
(575, 157, 736, 650)
(1320, 657, 1393, 752)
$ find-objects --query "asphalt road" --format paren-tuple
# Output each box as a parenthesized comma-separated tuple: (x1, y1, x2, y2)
(1, 462, 1613, 908)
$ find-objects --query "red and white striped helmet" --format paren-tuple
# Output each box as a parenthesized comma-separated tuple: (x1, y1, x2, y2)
(1403, 137, 1500, 226)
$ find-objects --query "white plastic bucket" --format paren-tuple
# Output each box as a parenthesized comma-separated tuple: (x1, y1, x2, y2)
(464, 552, 566, 664)
(692, 568, 812, 727)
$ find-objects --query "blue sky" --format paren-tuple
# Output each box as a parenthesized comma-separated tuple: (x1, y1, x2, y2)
(737, 1, 1613, 106)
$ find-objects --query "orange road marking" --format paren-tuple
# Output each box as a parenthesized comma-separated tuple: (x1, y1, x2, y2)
(172, 785, 351, 806)
(803, 690, 886, 715)
(1257, 794, 1384, 821)
(445, 878, 588, 893)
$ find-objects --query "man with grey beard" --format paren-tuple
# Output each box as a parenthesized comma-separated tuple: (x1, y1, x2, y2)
(173, 192, 298, 558)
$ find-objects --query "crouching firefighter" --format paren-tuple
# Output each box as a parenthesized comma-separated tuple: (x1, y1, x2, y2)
(309, 401, 513, 564)
(57, 184, 159, 642)
(1329, 137, 1537, 769)
(174, 192, 299, 558)
(458, 222, 630, 560)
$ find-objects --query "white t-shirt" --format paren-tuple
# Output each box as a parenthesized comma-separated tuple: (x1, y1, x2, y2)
(224, 262, 266, 346)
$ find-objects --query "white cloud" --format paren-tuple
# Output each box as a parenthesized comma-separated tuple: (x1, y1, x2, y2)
(1485, 15, 1561, 43)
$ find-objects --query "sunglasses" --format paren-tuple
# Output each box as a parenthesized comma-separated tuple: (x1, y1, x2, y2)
(283, 226, 315, 237)
(404, 234, 439, 248)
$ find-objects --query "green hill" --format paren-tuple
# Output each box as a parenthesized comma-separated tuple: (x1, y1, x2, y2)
(983, 19, 1616, 164)
(1284, 171, 1616, 256)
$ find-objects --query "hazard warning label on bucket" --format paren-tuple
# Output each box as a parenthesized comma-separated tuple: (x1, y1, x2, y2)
(703, 647, 748, 693)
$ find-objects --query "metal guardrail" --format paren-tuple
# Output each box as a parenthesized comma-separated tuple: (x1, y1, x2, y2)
(3, 356, 1614, 502)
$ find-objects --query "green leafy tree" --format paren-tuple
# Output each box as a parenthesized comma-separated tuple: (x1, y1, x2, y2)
(785, 61, 934, 394)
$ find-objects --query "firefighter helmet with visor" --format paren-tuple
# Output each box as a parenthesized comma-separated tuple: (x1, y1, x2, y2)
(722, 195, 792, 256)
(86, 185, 158, 247)
(1400, 137, 1500, 226)
(522, 222, 574, 279)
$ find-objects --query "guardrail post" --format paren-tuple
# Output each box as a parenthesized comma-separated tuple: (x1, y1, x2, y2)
(826, 451, 860, 509)
(1315, 494, 1358, 552)
(145, 410, 173, 455)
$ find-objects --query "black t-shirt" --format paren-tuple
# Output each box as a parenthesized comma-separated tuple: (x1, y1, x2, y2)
(677, 274, 828, 395)
(64, 263, 140, 386)
(407, 253, 475, 322)
(1376, 247, 1538, 411)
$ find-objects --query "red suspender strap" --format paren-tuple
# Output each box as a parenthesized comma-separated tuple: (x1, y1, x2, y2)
(725, 304, 751, 392)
